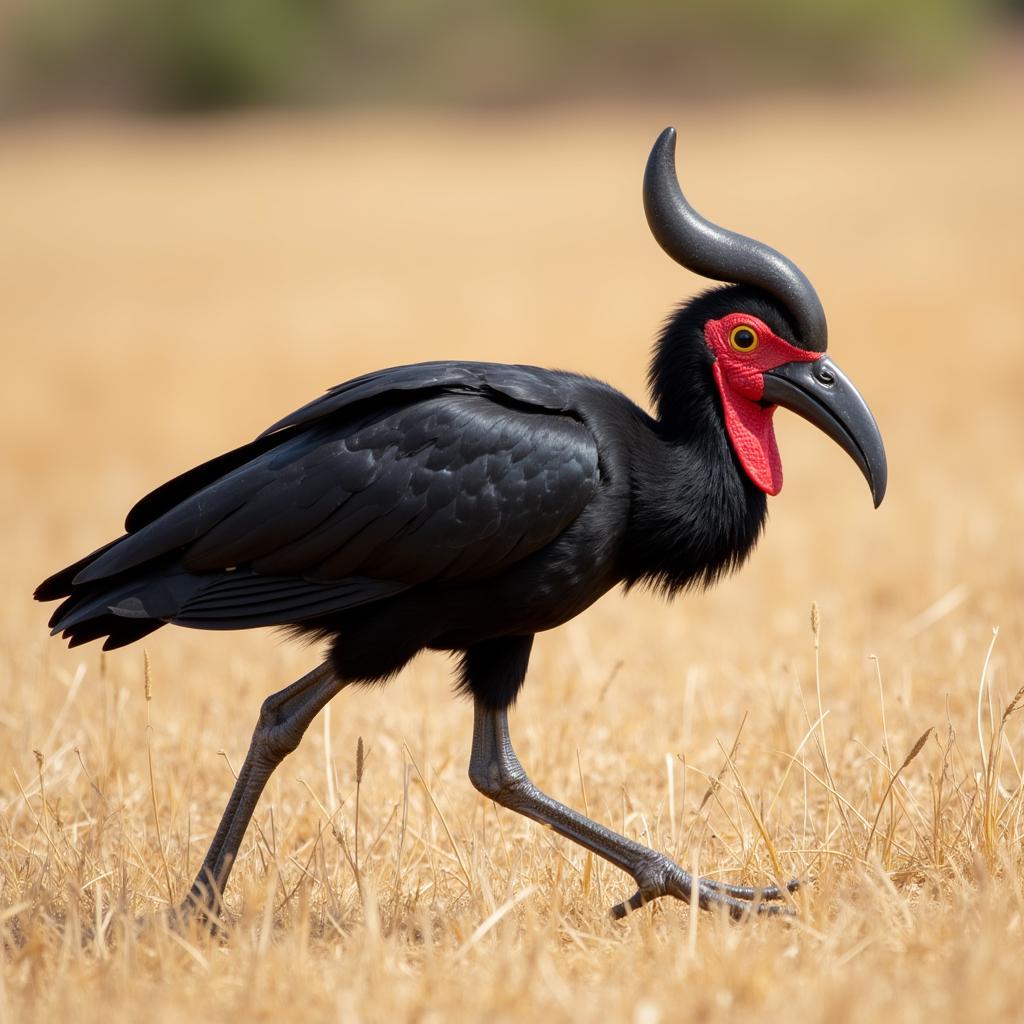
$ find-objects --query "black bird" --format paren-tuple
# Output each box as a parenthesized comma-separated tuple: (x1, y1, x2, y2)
(35, 128, 886, 921)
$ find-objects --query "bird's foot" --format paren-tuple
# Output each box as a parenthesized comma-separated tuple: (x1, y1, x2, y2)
(160, 883, 228, 935)
(610, 853, 799, 920)
(85, 899, 215, 947)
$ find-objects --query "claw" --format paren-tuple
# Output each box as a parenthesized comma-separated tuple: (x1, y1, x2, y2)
(696, 884, 797, 920)
(610, 890, 648, 920)
(610, 876, 800, 921)
(700, 876, 801, 901)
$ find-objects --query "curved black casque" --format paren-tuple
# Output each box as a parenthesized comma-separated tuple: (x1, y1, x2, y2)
(643, 126, 828, 352)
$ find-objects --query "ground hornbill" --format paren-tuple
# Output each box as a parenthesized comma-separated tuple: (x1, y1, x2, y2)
(36, 128, 886, 921)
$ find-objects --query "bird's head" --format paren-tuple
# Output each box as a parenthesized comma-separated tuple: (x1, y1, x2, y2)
(644, 127, 886, 507)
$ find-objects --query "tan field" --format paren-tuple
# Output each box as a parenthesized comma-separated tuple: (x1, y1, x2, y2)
(2, 67, 1024, 1023)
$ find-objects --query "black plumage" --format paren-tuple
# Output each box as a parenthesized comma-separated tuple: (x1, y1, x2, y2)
(37, 333, 765, 705)
(34, 128, 886, 921)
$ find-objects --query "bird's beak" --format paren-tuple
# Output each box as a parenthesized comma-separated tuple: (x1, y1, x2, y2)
(761, 356, 887, 507)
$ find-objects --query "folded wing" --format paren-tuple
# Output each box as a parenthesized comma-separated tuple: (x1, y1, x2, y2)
(37, 362, 601, 645)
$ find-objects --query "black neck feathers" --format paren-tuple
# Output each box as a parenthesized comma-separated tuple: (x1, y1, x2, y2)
(622, 287, 776, 594)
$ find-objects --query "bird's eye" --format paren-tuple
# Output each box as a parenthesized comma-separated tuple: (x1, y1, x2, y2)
(729, 325, 759, 353)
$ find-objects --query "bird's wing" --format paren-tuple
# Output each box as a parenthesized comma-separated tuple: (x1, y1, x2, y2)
(120, 361, 578, 535)
(255, 360, 578, 438)
(60, 365, 599, 621)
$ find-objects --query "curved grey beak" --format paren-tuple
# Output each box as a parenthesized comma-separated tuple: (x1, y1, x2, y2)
(762, 357, 887, 507)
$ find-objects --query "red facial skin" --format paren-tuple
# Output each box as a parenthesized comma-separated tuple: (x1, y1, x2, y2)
(703, 313, 821, 496)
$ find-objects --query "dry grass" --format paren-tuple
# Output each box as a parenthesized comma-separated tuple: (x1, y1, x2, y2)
(2, 68, 1024, 1023)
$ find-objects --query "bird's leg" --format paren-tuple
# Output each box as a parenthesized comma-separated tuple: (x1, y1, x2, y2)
(180, 661, 349, 923)
(468, 701, 797, 920)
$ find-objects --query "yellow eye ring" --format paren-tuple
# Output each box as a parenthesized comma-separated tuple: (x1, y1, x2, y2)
(729, 324, 759, 352)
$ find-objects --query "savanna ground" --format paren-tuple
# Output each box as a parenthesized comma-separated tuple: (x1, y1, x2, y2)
(2, 66, 1023, 1023)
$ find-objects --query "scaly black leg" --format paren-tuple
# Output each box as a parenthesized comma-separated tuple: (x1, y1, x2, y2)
(468, 700, 797, 919)
(180, 662, 349, 921)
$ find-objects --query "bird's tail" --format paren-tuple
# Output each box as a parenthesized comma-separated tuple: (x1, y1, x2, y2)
(36, 539, 181, 650)
(36, 542, 409, 651)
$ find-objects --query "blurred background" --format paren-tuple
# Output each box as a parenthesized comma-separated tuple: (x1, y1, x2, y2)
(0, 0, 1020, 112)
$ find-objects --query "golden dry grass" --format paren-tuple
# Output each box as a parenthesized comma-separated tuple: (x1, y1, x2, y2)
(2, 69, 1024, 1023)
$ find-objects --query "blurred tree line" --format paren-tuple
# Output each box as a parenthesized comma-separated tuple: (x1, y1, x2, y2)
(0, 0, 1014, 113)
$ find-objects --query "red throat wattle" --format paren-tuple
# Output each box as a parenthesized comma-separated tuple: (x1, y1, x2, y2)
(704, 314, 820, 496)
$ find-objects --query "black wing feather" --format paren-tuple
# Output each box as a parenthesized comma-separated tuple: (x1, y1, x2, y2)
(41, 362, 601, 642)
(257, 361, 576, 438)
